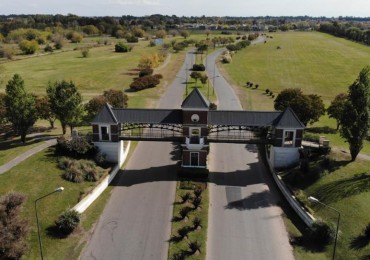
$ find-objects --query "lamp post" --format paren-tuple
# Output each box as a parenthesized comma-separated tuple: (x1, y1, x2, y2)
(176, 63, 189, 96)
(207, 75, 220, 99)
(308, 196, 340, 260)
(35, 187, 64, 260)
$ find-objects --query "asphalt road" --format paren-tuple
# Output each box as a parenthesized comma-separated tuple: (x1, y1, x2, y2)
(80, 51, 194, 260)
(206, 49, 294, 260)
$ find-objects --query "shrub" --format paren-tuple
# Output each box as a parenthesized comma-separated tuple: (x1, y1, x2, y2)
(94, 152, 106, 166)
(0, 192, 29, 260)
(177, 227, 189, 239)
(192, 196, 202, 209)
(193, 217, 202, 229)
(179, 207, 190, 220)
(189, 240, 201, 254)
(58, 157, 74, 170)
(308, 221, 335, 245)
(56, 136, 97, 159)
(192, 64, 206, 71)
(115, 42, 131, 53)
(130, 75, 161, 91)
(126, 36, 138, 43)
(139, 68, 153, 78)
(44, 44, 53, 52)
(265, 89, 270, 94)
(221, 54, 232, 63)
(180, 192, 191, 204)
(81, 48, 90, 58)
(210, 102, 217, 110)
(55, 210, 80, 235)
(19, 39, 38, 54)
(0, 46, 15, 59)
(255, 84, 259, 89)
(84, 167, 102, 182)
(194, 187, 202, 198)
(63, 166, 84, 183)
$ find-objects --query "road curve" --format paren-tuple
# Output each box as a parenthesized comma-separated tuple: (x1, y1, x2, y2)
(206, 49, 294, 260)
(80, 51, 194, 260)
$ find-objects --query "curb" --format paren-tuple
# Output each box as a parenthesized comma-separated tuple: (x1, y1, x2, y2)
(72, 141, 131, 213)
(265, 146, 315, 227)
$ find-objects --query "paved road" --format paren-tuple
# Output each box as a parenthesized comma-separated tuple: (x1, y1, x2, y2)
(81, 51, 194, 260)
(206, 49, 294, 260)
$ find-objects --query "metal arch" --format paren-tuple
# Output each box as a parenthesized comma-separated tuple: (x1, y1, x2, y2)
(120, 123, 183, 133)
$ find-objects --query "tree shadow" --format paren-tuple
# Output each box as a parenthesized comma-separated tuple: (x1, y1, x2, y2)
(170, 142, 181, 161)
(306, 126, 337, 134)
(313, 172, 370, 204)
(224, 190, 274, 210)
(46, 225, 68, 239)
(245, 143, 258, 153)
(350, 234, 370, 250)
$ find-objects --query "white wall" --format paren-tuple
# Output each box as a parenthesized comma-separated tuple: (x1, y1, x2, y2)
(94, 141, 126, 164)
(269, 146, 300, 169)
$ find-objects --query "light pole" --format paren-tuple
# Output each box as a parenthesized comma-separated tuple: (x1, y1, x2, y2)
(176, 63, 189, 96)
(35, 187, 64, 260)
(207, 75, 220, 99)
(308, 196, 340, 260)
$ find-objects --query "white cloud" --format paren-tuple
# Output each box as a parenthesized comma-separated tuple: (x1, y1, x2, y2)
(110, 0, 160, 6)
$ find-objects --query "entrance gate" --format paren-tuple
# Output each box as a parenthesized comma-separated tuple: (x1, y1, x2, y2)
(91, 89, 305, 169)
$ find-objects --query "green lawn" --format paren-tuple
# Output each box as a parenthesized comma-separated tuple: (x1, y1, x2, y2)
(221, 31, 370, 155)
(0, 147, 111, 259)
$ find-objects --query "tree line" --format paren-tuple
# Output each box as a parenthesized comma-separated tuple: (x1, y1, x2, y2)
(0, 74, 128, 142)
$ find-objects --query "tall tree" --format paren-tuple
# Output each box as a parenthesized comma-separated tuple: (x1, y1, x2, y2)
(47, 80, 82, 135)
(35, 95, 57, 129)
(340, 66, 370, 161)
(327, 93, 348, 130)
(0, 93, 7, 126)
(0, 192, 29, 260)
(274, 88, 325, 125)
(4, 74, 38, 143)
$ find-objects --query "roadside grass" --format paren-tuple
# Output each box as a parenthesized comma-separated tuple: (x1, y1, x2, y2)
(0, 147, 111, 259)
(168, 180, 209, 260)
(281, 149, 370, 259)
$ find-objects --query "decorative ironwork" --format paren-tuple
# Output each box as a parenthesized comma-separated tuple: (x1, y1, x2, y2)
(119, 123, 183, 141)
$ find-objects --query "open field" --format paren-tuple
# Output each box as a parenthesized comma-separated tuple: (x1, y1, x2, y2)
(221, 31, 370, 155)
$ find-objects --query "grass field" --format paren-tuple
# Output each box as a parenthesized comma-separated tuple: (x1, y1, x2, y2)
(221, 31, 370, 155)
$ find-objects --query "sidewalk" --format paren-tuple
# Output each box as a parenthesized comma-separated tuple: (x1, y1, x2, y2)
(0, 138, 57, 174)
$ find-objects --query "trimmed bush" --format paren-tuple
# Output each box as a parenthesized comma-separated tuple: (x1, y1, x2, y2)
(130, 74, 161, 91)
(55, 210, 80, 235)
(192, 196, 202, 209)
(180, 192, 191, 204)
(115, 42, 131, 53)
(308, 221, 335, 246)
(192, 64, 206, 71)
(193, 217, 202, 229)
(139, 68, 153, 78)
(189, 240, 201, 254)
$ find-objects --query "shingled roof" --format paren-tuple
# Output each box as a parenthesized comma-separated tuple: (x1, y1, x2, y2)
(91, 89, 305, 129)
(181, 88, 209, 109)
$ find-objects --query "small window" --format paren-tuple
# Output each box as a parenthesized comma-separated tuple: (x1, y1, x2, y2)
(101, 126, 109, 141)
(284, 130, 295, 146)
(191, 128, 200, 136)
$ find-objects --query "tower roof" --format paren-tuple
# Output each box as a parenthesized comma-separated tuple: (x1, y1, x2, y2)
(273, 107, 305, 128)
(181, 88, 209, 109)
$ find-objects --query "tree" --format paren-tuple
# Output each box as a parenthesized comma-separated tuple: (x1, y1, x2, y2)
(18, 39, 38, 54)
(103, 89, 128, 108)
(200, 74, 208, 86)
(115, 42, 131, 52)
(179, 30, 190, 39)
(0, 192, 29, 259)
(327, 93, 348, 130)
(0, 93, 6, 126)
(155, 29, 167, 39)
(35, 96, 57, 128)
(274, 88, 325, 125)
(5, 74, 38, 143)
(190, 71, 202, 87)
(340, 66, 370, 161)
(47, 80, 83, 135)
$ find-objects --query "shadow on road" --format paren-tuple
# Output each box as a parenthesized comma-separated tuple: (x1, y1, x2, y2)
(224, 190, 275, 210)
(110, 164, 179, 187)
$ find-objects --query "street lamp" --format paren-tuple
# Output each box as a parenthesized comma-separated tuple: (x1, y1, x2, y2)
(35, 187, 64, 260)
(207, 75, 220, 99)
(308, 196, 340, 260)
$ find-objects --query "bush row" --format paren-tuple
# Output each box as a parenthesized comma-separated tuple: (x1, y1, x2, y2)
(129, 74, 163, 91)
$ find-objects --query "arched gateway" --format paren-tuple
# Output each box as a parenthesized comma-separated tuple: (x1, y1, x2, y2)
(91, 88, 305, 169)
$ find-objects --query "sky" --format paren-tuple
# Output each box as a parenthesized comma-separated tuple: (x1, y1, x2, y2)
(1, 0, 370, 17)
